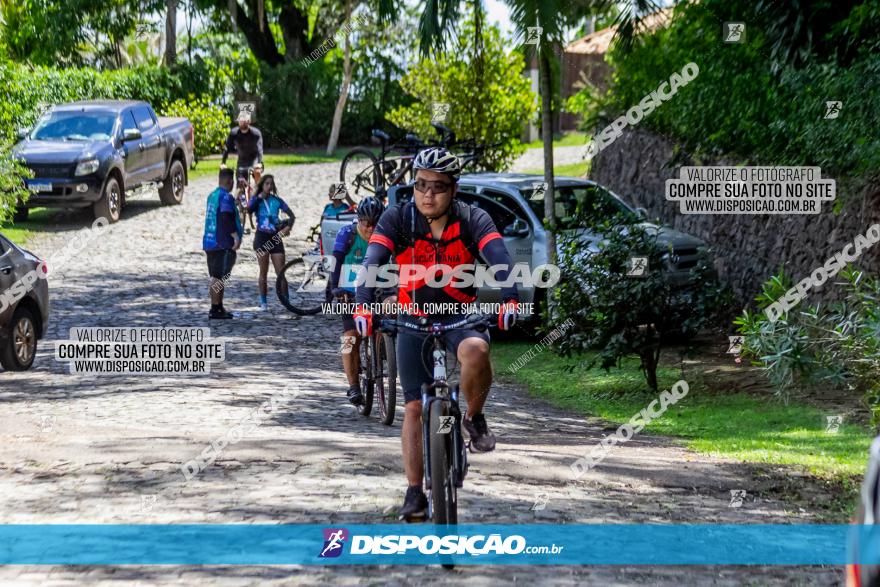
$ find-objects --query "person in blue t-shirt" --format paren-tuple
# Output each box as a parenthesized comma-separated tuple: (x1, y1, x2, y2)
(202, 168, 242, 319)
(322, 183, 356, 217)
(247, 174, 295, 311)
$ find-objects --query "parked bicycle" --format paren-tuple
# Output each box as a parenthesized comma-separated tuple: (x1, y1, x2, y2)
(379, 312, 493, 531)
(339, 123, 499, 199)
(275, 222, 329, 315)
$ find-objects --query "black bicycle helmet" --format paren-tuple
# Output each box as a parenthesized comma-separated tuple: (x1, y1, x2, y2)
(412, 147, 462, 181)
(356, 196, 384, 224)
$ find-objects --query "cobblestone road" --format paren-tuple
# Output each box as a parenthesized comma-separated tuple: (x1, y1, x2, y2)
(0, 161, 840, 585)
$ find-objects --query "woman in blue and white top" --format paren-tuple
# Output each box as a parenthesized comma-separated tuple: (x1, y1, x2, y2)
(248, 174, 295, 311)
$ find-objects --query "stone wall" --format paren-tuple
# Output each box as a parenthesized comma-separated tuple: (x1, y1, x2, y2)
(589, 128, 880, 303)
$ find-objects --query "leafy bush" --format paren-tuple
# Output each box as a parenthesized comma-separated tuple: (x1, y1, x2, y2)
(385, 17, 535, 171)
(162, 96, 227, 157)
(546, 205, 731, 390)
(0, 62, 211, 142)
(0, 138, 31, 224)
(571, 0, 880, 181)
(735, 269, 880, 423)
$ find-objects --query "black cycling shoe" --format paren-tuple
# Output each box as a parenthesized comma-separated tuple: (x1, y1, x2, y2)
(463, 413, 496, 452)
(398, 486, 428, 521)
(346, 386, 364, 406)
(209, 309, 234, 319)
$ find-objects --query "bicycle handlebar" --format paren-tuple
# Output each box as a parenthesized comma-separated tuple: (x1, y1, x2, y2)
(380, 313, 493, 334)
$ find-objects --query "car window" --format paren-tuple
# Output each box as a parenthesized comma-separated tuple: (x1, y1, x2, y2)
(121, 111, 138, 134)
(132, 106, 156, 132)
(31, 110, 116, 142)
(521, 183, 638, 228)
(457, 192, 522, 234)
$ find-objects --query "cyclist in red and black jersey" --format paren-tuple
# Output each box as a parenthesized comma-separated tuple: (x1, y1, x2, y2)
(354, 147, 519, 520)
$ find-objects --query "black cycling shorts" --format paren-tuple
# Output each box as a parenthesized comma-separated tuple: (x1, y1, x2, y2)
(206, 249, 237, 280)
(396, 324, 490, 404)
(253, 230, 285, 256)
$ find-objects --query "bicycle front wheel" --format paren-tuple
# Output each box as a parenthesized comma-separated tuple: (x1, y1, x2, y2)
(340, 148, 380, 196)
(358, 334, 374, 417)
(429, 400, 457, 527)
(375, 333, 397, 426)
(276, 256, 327, 315)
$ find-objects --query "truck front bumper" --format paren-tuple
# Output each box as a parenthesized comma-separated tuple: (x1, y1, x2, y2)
(23, 176, 103, 208)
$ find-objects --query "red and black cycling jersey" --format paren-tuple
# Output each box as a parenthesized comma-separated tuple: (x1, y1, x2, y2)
(355, 200, 519, 312)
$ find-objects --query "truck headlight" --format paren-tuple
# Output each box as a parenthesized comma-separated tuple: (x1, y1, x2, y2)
(75, 159, 99, 176)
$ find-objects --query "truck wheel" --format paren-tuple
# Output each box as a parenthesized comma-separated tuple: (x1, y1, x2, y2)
(93, 177, 122, 223)
(159, 159, 185, 205)
(0, 306, 37, 371)
(12, 207, 28, 222)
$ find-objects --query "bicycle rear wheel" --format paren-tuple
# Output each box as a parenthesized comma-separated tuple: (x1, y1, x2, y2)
(358, 334, 374, 416)
(276, 256, 327, 315)
(375, 333, 397, 426)
(341, 148, 380, 196)
(429, 399, 457, 526)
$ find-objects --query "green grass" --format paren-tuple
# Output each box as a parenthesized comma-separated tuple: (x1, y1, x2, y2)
(189, 151, 341, 180)
(493, 341, 872, 487)
(522, 131, 587, 150)
(522, 161, 590, 178)
(1, 207, 63, 246)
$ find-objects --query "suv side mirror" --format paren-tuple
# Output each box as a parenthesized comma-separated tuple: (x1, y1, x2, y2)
(635, 207, 648, 220)
(16, 127, 29, 140)
(503, 218, 529, 238)
(122, 128, 142, 142)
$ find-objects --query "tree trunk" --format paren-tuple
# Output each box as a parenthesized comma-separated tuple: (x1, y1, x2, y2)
(326, 1, 354, 155)
(231, 0, 283, 65)
(165, 0, 177, 65)
(539, 45, 556, 264)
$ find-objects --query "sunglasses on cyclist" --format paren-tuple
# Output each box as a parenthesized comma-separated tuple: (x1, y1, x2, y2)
(414, 179, 453, 194)
(358, 219, 376, 228)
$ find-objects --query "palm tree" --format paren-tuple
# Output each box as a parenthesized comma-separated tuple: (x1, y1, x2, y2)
(396, 0, 657, 263)
(165, 0, 177, 65)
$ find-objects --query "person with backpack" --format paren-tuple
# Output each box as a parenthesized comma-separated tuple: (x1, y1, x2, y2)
(247, 174, 295, 312)
(352, 147, 520, 520)
(325, 196, 385, 405)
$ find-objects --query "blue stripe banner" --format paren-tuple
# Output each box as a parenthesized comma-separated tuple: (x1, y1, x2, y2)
(0, 524, 877, 565)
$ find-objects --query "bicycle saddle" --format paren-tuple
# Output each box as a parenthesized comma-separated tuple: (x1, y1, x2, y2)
(372, 129, 391, 141)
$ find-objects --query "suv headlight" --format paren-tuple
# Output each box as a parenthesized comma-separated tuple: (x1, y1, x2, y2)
(75, 159, 99, 176)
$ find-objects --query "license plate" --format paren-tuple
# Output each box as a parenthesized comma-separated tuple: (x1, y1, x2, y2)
(27, 182, 52, 193)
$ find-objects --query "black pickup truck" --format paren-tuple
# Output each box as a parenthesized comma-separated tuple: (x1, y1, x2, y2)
(13, 100, 194, 223)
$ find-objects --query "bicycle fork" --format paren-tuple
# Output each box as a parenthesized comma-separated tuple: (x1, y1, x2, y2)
(421, 343, 468, 493)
